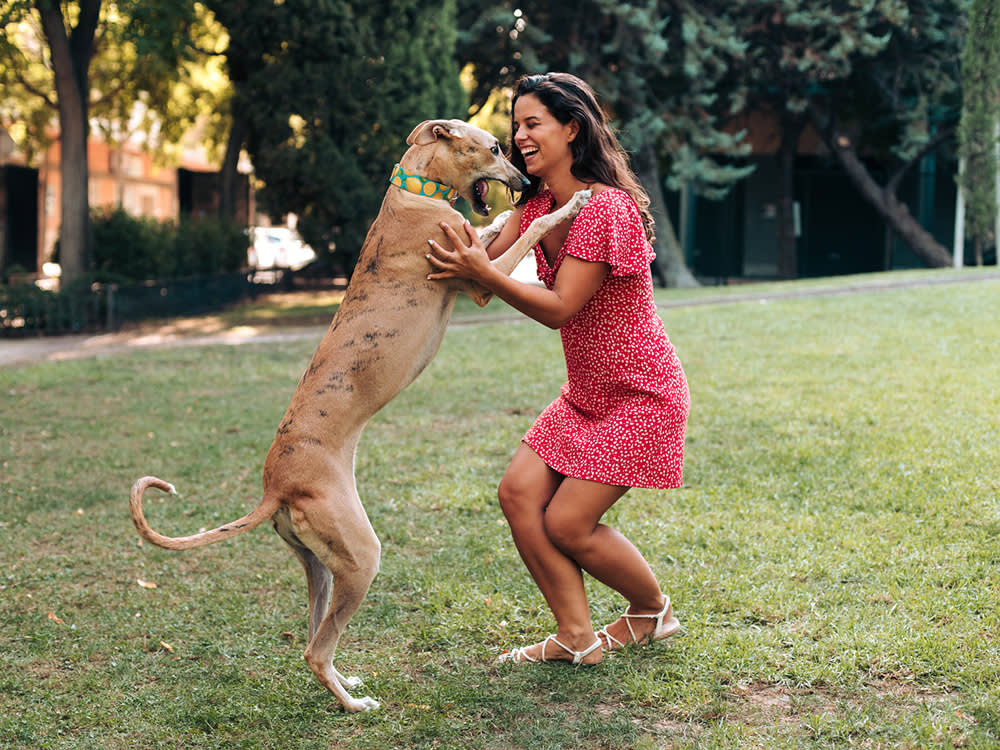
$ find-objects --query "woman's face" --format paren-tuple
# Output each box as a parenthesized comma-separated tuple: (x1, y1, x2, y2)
(512, 93, 578, 180)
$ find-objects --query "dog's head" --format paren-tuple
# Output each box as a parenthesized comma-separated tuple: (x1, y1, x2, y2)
(405, 120, 529, 216)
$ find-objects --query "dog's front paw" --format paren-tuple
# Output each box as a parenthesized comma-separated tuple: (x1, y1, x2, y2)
(568, 189, 592, 212)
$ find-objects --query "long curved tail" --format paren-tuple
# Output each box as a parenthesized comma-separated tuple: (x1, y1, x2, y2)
(129, 476, 280, 551)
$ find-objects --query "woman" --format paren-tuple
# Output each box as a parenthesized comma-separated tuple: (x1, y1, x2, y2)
(426, 72, 689, 666)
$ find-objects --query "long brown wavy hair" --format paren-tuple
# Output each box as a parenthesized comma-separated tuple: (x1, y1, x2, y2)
(508, 72, 655, 244)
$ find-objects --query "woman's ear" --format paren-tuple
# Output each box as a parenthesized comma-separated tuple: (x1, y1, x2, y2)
(567, 120, 580, 143)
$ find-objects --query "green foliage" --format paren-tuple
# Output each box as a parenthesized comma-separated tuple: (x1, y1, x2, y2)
(0, 1, 231, 286)
(215, 0, 467, 272)
(91, 206, 248, 281)
(724, 0, 969, 174)
(172, 214, 249, 277)
(833, 0, 967, 160)
(458, 1, 752, 196)
(958, 0, 1000, 253)
(0, 1, 226, 163)
(91, 208, 173, 282)
(741, 1, 905, 115)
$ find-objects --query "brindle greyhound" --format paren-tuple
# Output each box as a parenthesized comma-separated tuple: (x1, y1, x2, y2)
(130, 119, 591, 712)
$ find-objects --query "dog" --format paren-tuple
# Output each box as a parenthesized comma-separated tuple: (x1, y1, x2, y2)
(130, 118, 592, 712)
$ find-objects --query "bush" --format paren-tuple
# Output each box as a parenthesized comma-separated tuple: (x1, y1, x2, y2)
(0, 277, 113, 335)
(173, 216, 249, 277)
(91, 207, 249, 281)
(91, 207, 168, 280)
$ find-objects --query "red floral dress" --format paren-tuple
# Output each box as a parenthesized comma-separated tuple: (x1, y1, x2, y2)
(520, 188, 689, 489)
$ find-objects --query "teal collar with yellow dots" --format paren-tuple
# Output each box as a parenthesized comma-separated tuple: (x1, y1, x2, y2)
(389, 163, 458, 203)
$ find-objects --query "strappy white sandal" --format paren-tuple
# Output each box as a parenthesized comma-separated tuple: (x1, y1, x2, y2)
(598, 596, 680, 652)
(497, 634, 603, 666)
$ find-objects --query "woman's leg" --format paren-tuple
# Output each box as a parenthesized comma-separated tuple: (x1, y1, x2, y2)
(543, 478, 670, 646)
(497, 444, 602, 663)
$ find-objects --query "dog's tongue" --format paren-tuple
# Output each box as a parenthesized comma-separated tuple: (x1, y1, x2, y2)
(476, 180, 489, 203)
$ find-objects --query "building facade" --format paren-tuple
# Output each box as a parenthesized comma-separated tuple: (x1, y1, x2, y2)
(0, 132, 251, 277)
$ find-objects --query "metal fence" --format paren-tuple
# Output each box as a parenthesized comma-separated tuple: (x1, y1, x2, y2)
(0, 272, 255, 337)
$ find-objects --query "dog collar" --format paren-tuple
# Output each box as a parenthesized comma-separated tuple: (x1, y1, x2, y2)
(389, 163, 458, 204)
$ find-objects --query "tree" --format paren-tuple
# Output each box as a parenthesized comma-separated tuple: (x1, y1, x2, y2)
(0, 0, 102, 283)
(736, 1, 909, 277)
(803, 0, 968, 268)
(0, 0, 224, 283)
(214, 0, 466, 272)
(958, 0, 1000, 265)
(697, 1, 969, 271)
(458, 0, 754, 288)
(460, 0, 971, 275)
(197, 0, 286, 224)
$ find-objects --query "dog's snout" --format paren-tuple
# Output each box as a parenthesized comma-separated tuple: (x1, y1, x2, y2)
(519, 174, 531, 189)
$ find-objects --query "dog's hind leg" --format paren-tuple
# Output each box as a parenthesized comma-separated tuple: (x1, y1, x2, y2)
(273, 508, 332, 641)
(280, 497, 382, 712)
(297, 547, 367, 691)
(305, 566, 380, 711)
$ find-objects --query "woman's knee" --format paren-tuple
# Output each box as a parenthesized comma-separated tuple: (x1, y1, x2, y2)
(497, 473, 534, 521)
(542, 509, 590, 556)
(497, 448, 559, 521)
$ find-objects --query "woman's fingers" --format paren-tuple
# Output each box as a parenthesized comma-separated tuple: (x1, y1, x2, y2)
(426, 221, 485, 281)
(425, 241, 450, 280)
(439, 221, 466, 246)
(426, 239, 445, 263)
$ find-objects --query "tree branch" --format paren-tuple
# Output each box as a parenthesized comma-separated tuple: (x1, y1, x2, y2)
(886, 124, 957, 193)
(7, 62, 58, 109)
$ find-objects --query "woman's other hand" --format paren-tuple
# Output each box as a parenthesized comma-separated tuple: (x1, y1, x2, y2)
(426, 221, 493, 284)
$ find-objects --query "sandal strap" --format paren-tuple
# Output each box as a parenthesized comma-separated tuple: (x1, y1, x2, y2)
(620, 596, 671, 646)
(597, 626, 626, 650)
(541, 635, 564, 662)
(546, 635, 602, 665)
(573, 638, 603, 665)
(498, 646, 538, 664)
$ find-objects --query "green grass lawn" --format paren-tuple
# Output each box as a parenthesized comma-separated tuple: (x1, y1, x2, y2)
(2, 270, 999, 749)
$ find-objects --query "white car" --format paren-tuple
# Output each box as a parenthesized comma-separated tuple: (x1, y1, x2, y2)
(249, 227, 316, 270)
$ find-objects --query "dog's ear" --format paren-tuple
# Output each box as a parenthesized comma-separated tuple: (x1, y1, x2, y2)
(406, 119, 464, 146)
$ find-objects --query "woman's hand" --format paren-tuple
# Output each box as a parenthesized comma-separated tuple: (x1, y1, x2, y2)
(426, 221, 493, 284)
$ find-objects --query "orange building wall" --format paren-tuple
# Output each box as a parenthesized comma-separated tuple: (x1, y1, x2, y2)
(37, 138, 184, 263)
(725, 109, 827, 156)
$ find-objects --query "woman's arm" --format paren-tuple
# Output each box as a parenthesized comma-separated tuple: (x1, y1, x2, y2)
(427, 221, 608, 329)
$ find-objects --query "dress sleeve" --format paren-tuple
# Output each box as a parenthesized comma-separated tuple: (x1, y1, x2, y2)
(564, 189, 655, 277)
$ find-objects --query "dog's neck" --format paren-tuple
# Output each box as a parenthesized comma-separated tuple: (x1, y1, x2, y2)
(389, 163, 458, 204)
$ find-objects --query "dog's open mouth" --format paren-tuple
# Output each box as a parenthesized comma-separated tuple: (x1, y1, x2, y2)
(471, 179, 491, 216)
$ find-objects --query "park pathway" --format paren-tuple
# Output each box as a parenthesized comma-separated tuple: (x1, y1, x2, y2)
(3, 269, 999, 369)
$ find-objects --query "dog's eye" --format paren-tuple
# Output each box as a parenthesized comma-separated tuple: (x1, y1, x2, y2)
(490, 144, 500, 155)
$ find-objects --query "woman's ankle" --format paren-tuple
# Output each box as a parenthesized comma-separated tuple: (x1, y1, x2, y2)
(626, 594, 667, 616)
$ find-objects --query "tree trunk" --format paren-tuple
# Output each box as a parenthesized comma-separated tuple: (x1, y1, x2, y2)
(55, 96, 90, 281)
(37, 0, 101, 284)
(218, 112, 246, 222)
(809, 107, 952, 268)
(776, 116, 802, 278)
(633, 142, 699, 288)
